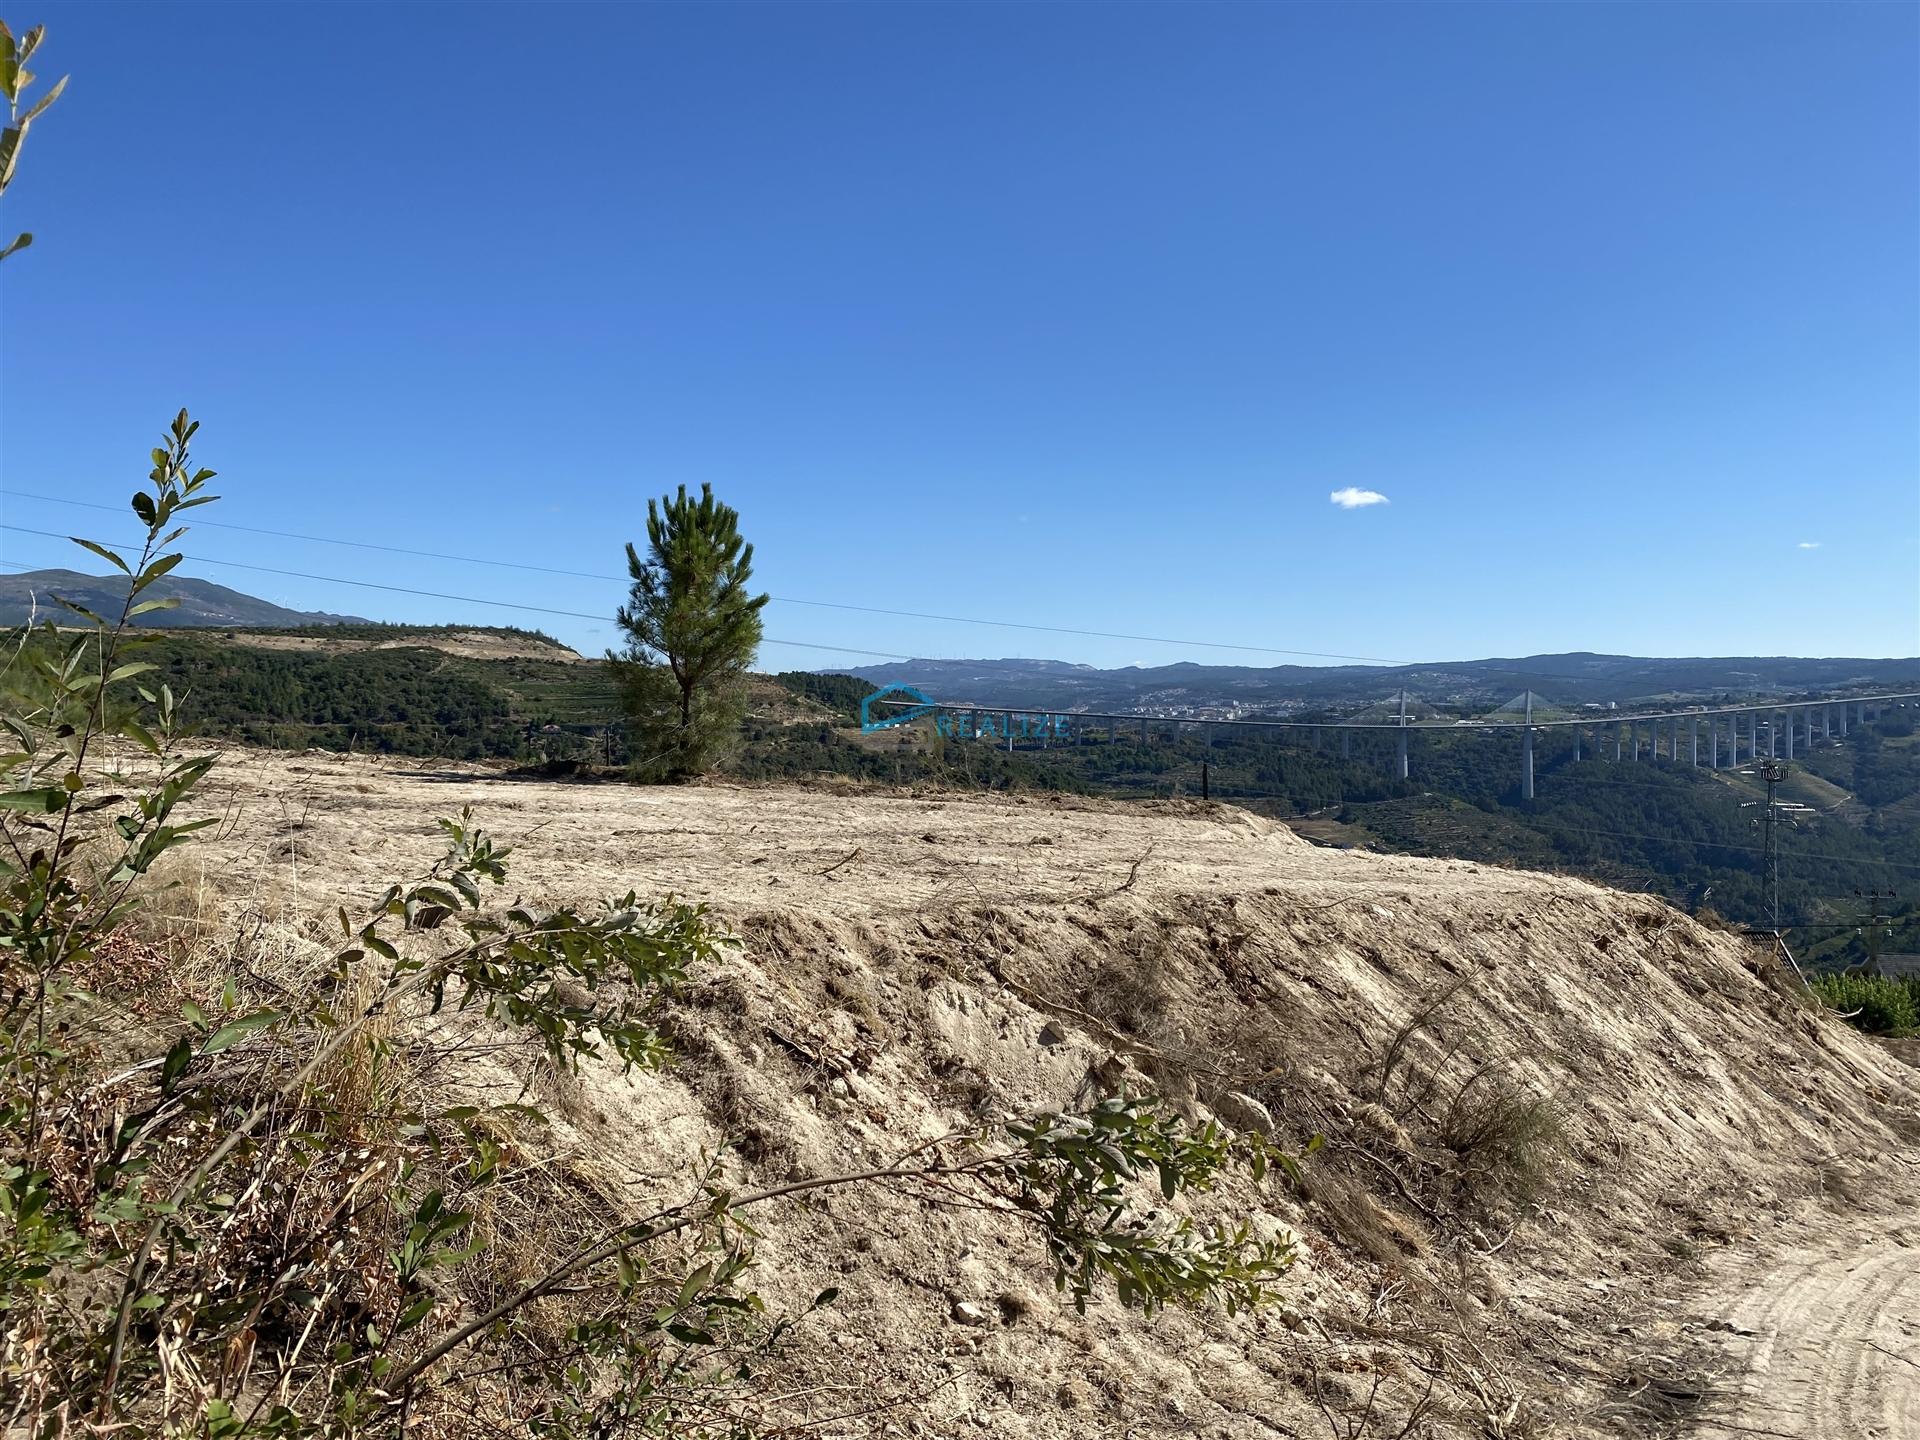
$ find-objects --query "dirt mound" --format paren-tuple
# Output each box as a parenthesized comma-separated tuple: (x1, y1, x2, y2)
(179, 749, 1920, 1436)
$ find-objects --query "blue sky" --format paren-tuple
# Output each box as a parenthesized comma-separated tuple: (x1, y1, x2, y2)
(2, 1, 1915, 672)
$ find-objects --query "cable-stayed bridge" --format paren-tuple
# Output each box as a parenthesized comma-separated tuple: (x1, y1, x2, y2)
(864, 688, 1920, 801)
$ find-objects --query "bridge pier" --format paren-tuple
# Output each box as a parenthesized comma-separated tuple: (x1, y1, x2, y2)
(1784, 709, 1794, 759)
(1691, 717, 1700, 765)
(1521, 692, 1535, 801)
(1396, 691, 1409, 780)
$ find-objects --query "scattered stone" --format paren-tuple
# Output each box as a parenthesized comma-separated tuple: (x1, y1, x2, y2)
(1038, 1020, 1068, 1047)
(1214, 1090, 1274, 1134)
(951, 1300, 992, 1327)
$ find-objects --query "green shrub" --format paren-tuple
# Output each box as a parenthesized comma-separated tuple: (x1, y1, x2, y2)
(1809, 971, 1920, 1036)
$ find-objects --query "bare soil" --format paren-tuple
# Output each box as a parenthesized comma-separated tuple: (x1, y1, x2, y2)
(215, 628, 585, 661)
(167, 747, 1920, 1437)
(1692, 1206, 1920, 1440)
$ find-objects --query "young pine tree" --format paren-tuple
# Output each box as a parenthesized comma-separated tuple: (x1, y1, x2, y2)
(610, 483, 769, 778)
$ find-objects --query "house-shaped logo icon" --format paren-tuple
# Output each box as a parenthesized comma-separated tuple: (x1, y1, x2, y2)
(860, 683, 936, 733)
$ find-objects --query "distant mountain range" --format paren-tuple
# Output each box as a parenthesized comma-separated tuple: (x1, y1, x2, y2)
(0, 569, 367, 629)
(6, 568, 1911, 714)
(839, 653, 1920, 715)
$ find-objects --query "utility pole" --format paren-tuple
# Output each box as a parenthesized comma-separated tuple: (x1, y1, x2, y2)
(1746, 760, 1788, 933)
(1741, 760, 1813, 935)
(1854, 888, 1895, 974)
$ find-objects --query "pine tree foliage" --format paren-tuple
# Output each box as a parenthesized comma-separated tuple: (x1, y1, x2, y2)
(610, 485, 768, 779)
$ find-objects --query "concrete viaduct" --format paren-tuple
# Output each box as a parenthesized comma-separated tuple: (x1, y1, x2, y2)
(881, 690, 1920, 802)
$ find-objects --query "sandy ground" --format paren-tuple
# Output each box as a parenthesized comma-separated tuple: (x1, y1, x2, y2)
(158, 747, 1920, 1438)
(213, 629, 585, 661)
(1692, 1204, 1920, 1440)
(189, 747, 1596, 917)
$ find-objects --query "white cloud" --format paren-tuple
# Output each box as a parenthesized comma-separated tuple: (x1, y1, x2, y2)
(1797, 540, 1822, 550)
(1330, 487, 1389, 509)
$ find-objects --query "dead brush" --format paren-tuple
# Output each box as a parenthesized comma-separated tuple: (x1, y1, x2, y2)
(1436, 1061, 1562, 1203)
(1304, 1347, 1439, 1439)
(1084, 927, 1176, 1038)
(1362, 986, 1565, 1209)
(306, 958, 405, 1142)
(1301, 1298, 1546, 1440)
(455, 1130, 632, 1350)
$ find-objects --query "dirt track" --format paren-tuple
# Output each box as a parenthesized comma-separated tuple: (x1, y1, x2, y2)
(1693, 1207, 1920, 1440)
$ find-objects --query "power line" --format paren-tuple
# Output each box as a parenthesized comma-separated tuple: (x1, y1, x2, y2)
(0, 524, 910, 661)
(10, 525, 1916, 727)
(1, 490, 622, 581)
(0, 521, 1526, 682)
(0, 527, 1216, 682)
(0, 490, 1405, 664)
(32, 489, 1877, 686)
(4, 513, 1914, 704)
